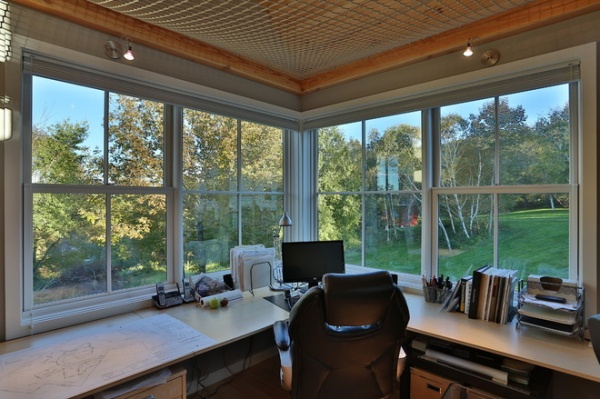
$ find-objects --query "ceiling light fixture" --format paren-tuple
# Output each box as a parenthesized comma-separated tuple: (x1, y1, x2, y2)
(463, 41, 474, 57)
(103, 37, 135, 61)
(463, 37, 480, 57)
(123, 38, 135, 61)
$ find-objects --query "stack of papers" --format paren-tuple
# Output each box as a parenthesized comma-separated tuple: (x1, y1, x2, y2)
(230, 245, 275, 291)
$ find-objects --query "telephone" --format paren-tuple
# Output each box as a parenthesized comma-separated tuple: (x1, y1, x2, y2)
(152, 282, 184, 309)
(181, 277, 195, 303)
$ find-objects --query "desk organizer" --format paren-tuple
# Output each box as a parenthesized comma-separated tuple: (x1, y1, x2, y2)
(516, 277, 584, 340)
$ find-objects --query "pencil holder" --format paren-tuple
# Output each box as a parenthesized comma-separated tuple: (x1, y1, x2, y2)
(423, 286, 437, 302)
(437, 288, 451, 304)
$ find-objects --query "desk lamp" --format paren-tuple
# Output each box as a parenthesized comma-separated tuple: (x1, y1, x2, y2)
(271, 212, 292, 291)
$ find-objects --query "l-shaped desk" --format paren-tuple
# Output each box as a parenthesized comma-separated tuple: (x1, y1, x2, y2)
(0, 288, 599, 399)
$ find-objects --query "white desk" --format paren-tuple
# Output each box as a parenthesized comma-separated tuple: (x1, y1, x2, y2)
(0, 288, 288, 399)
(0, 288, 598, 399)
(403, 293, 600, 383)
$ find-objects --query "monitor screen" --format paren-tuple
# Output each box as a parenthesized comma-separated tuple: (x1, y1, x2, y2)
(281, 240, 345, 287)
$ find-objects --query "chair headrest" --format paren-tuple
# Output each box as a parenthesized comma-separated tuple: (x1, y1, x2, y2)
(323, 271, 395, 327)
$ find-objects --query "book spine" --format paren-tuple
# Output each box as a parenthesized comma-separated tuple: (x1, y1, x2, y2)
(468, 271, 483, 319)
(468, 265, 491, 319)
(464, 279, 473, 315)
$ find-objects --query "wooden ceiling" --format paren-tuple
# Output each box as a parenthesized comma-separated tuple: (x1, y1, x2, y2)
(11, 0, 600, 94)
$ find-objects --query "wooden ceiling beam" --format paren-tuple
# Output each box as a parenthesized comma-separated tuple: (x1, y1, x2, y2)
(11, 0, 600, 95)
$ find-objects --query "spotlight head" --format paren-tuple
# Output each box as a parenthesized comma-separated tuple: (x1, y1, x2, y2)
(123, 45, 134, 61)
(463, 43, 473, 57)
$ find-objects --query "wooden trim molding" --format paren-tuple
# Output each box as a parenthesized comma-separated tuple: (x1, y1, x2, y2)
(10, 0, 600, 94)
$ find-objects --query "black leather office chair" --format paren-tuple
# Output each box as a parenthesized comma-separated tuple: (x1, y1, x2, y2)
(589, 314, 600, 363)
(273, 270, 410, 399)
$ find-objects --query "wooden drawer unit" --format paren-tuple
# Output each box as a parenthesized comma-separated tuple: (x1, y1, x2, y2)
(113, 366, 186, 399)
(410, 367, 453, 399)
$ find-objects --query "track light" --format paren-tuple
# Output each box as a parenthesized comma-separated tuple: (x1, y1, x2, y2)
(463, 41, 473, 57)
(463, 37, 480, 57)
(103, 37, 135, 61)
(123, 38, 135, 61)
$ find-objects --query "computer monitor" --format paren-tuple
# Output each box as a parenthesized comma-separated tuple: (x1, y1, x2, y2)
(281, 240, 345, 288)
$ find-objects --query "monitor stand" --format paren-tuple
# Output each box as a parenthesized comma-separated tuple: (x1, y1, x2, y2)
(307, 279, 319, 289)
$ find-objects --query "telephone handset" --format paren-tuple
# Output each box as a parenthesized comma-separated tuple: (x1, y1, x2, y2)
(156, 282, 167, 307)
(152, 282, 184, 309)
(182, 277, 195, 303)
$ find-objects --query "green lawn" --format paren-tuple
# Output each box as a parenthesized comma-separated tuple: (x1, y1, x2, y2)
(348, 208, 569, 281)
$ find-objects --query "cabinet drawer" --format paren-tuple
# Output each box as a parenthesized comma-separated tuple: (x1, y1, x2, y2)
(410, 367, 453, 399)
(114, 366, 186, 399)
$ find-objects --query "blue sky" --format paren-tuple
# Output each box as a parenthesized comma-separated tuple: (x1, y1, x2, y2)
(337, 84, 568, 141)
(33, 77, 105, 150)
(33, 76, 568, 148)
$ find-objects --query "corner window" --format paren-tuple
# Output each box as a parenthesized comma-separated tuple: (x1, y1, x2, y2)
(317, 82, 577, 283)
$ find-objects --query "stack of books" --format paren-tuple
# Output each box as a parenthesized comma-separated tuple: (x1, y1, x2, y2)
(469, 266, 519, 323)
(449, 265, 518, 324)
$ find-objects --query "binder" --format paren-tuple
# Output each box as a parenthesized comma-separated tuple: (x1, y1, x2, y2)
(468, 265, 492, 319)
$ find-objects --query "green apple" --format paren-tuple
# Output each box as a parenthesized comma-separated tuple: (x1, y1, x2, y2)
(209, 297, 219, 309)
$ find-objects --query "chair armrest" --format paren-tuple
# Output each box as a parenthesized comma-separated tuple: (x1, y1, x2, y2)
(273, 320, 290, 351)
(273, 320, 292, 391)
(396, 346, 407, 381)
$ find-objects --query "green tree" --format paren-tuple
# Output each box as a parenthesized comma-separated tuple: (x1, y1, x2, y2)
(318, 126, 362, 246)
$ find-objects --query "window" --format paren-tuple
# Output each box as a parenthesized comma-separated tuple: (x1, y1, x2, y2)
(181, 111, 284, 274)
(436, 85, 574, 280)
(318, 82, 578, 283)
(23, 74, 285, 322)
(27, 77, 168, 307)
(318, 112, 423, 273)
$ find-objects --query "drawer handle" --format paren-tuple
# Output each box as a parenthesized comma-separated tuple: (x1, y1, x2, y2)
(141, 396, 155, 399)
(426, 383, 441, 393)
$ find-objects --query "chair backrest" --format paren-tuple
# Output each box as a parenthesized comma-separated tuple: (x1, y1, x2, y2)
(287, 270, 410, 399)
(589, 314, 600, 363)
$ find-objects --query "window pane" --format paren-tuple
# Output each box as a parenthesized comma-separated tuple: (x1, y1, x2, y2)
(440, 99, 495, 187)
(318, 123, 362, 192)
(438, 194, 494, 281)
(365, 112, 422, 191)
(108, 94, 164, 187)
(33, 193, 106, 304)
(111, 194, 167, 290)
(182, 109, 237, 191)
(241, 122, 283, 192)
(183, 193, 237, 274)
(499, 86, 570, 185)
(32, 77, 104, 185)
(318, 194, 362, 265)
(364, 193, 421, 274)
(241, 194, 283, 246)
(498, 194, 569, 278)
